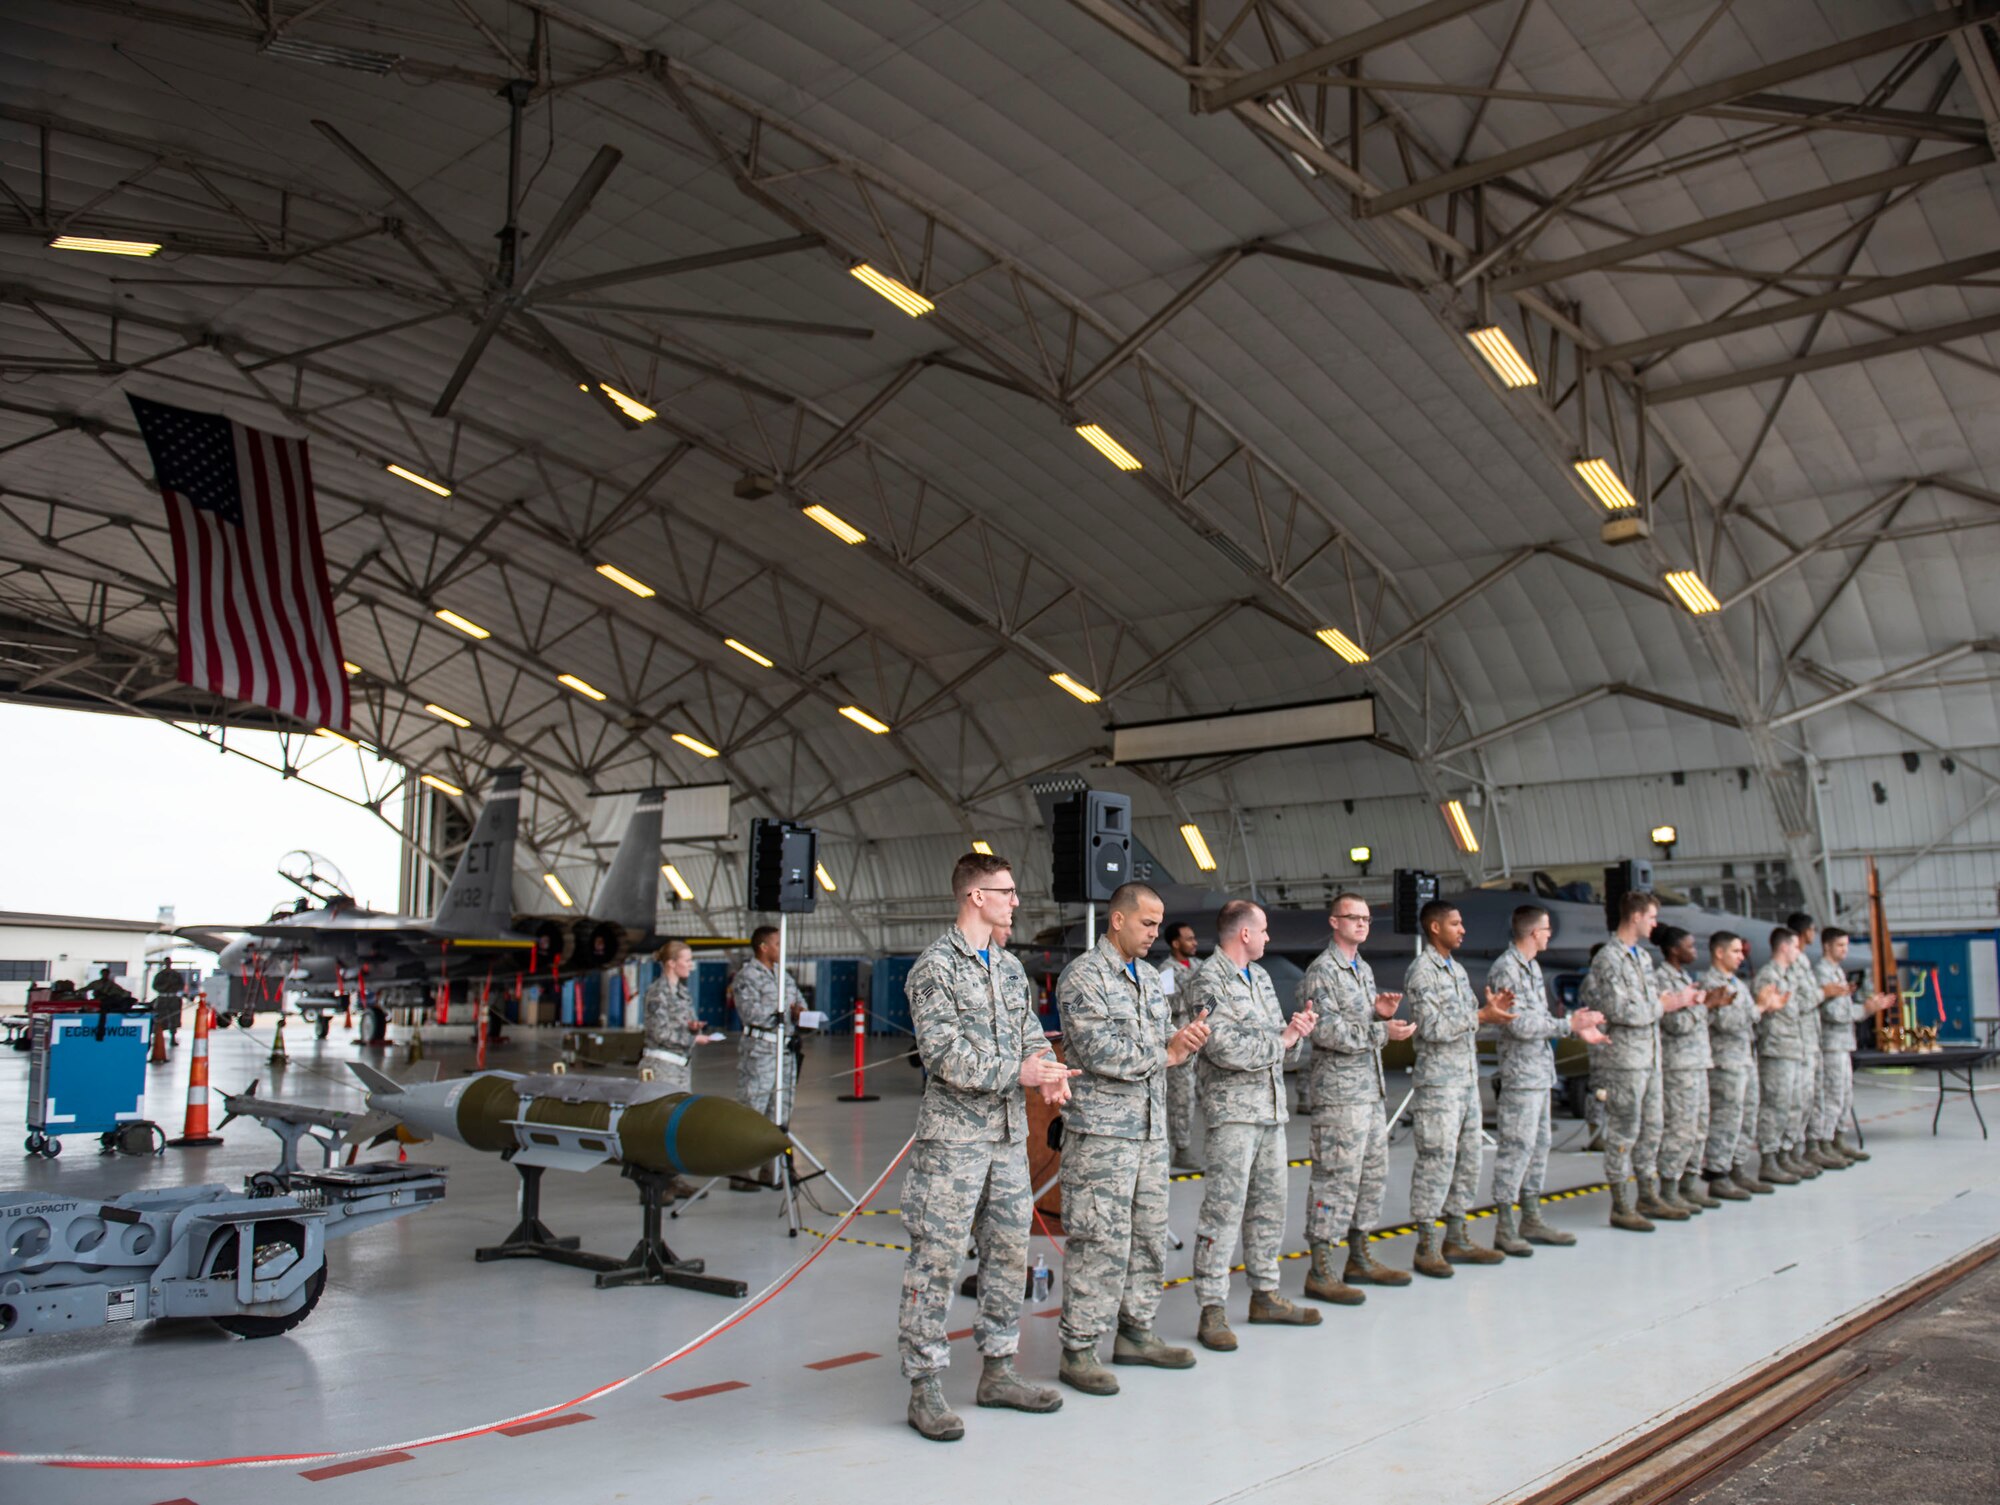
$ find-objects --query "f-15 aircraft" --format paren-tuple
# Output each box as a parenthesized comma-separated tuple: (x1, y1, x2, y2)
(181, 769, 667, 1034)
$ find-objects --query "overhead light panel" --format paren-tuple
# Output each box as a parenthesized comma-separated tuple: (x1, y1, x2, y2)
(672, 731, 720, 759)
(839, 704, 891, 735)
(1574, 457, 1636, 511)
(542, 873, 574, 908)
(724, 636, 774, 668)
(814, 862, 837, 893)
(1349, 845, 1372, 865)
(850, 263, 935, 316)
(579, 382, 656, 422)
(595, 563, 655, 598)
(387, 462, 452, 498)
(1650, 823, 1679, 847)
(1468, 326, 1537, 388)
(434, 608, 490, 640)
(260, 36, 398, 73)
(1663, 569, 1721, 615)
(1049, 672, 1102, 704)
(1075, 423, 1142, 472)
(419, 773, 463, 798)
(315, 726, 358, 748)
(424, 702, 471, 728)
(971, 840, 994, 856)
(341, 660, 361, 676)
(49, 235, 161, 257)
(1316, 627, 1370, 665)
(1442, 799, 1480, 854)
(1180, 822, 1218, 872)
(803, 504, 867, 545)
(558, 673, 606, 701)
(661, 863, 695, 901)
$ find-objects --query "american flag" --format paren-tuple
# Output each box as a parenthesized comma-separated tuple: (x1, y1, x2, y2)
(128, 394, 350, 731)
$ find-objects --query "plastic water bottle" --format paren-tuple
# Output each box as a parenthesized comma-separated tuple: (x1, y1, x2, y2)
(1031, 1253, 1050, 1303)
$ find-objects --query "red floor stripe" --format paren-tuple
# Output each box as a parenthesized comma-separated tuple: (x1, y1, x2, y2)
(1031, 1308, 1060, 1319)
(665, 1381, 750, 1402)
(664, 1384, 752, 1408)
(299, 1452, 413, 1482)
(947, 1327, 974, 1340)
(149, 1499, 201, 1504)
(804, 1351, 879, 1371)
(497, 1413, 593, 1438)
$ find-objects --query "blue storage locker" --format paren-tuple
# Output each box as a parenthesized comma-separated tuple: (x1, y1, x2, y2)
(870, 955, 917, 1035)
(814, 958, 864, 1028)
(694, 959, 736, 1031)
(1901, 933, 1996, 1042)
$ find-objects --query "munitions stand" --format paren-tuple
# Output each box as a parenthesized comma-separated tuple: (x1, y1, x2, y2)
(476, 1159, 747, 1296)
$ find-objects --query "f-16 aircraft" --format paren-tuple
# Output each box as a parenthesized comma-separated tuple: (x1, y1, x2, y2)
(181, 769, 667, 1034)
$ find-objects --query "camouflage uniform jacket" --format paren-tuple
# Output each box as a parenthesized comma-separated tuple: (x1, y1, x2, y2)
(1406, 946, 1480, 1090)
(1188, 949, 1289, 1127)
(732, 957, 802, 1033)
(1490, 945, 1567, 1091)
(1701, 966, 1757, 1069)
(1300, 943, 1385, 1106)
(1657, 961, 1713, 1071)
(642, 974, 698, 1056)
(907, 925, 1050, 1144)
(1815, 954, 1861, 1052)
(1752, 960, 1812, 1061)
(1590, 943, 1662, 1070)
(1057, 935, 1171, 1140)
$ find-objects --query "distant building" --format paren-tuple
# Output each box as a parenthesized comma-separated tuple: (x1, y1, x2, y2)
(0, 911, 164, 1007)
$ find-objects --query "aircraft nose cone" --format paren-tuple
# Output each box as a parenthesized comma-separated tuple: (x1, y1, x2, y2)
(632, 1093, 791, 1178)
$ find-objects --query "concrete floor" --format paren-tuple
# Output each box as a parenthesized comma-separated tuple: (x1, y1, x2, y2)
(1, 1021, 1995, 1504)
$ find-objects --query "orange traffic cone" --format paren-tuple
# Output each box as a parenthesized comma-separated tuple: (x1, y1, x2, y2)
(167, 996, 224, 1147)
(149, 1014, 169, 1065)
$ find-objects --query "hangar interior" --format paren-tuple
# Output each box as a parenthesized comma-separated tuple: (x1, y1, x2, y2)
(2, 2, 1998, 1502)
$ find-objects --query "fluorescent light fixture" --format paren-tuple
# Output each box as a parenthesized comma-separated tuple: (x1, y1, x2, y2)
(971, 840, 994, 856)
(661, 863, 695, 901)
(315, 726, 358, 748)
(839, 704, 891, 735)
(1075, 423, 1142, 472)
(420, 773, 463, 798)
(595, 563, 654, 598)
(814, 862, 837, 893)
(724, 636, 774, 668)
(1650, 824, 1679, 847)
(1316, 627, 1370, 665)
(1050, 672, 1102, 704)
(424, 702, 471, 728)
(261, 35, 398, 72)
(387, 462, 451, 498)
(1468, 325, 1537, 388)
(1349, 845, 1372, 865)
(542, 873, 574, 908)
(1574, 457, 1636, 510)
(849, 263, 935, 316)
(1663, 569, 1721, 615)
(341, 660, 361, 675)
(1180, 822, 1218, 872)
(593, 383, 656, 422)
(49, 235, 161, 257)
(1265, 97, 1322, 176)
(672, 731, 721, 759)
(1442, 799, 1480, 854)
(557, 673, 606, 701)
(803, 503, 867, 545)
(434, 608, 490, 640)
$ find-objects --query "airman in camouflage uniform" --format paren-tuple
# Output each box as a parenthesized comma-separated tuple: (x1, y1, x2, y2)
(1186, 902, 1320, 1351)
(1157, 922, 1204, 1171)
(900, 852, 1076, 1442)
(1592, 891, 1700, 1230)
(1406, 900, 1514, 1275)
(1056, 884, 1209, 1398)
(733, 927, 803, 1187)
(1653, 927, 1721, 1214)
(642, 941, 700, 1095)
(1812, 928, 1888, 1166)
(1785, 913, 1825, 1166)
(1491, 906, 1605, 1254)
(1298, 893, 1414, 1302)
(1754, 928, 1814, 1185)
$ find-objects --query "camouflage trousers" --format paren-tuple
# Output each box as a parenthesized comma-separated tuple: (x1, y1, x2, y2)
(1305, 1099, 1387, 1243)
(1704, 1063, 1760, 1174)
(1757, 1056, 1807, 1154)
(738, 1039, 781, 1180)
(1794, 1047, 1821, 1146)
(1812, 1050, 1854, 1141)
(1584, 1042, 1607, 1133)
(1167, 1058, 1200, 1153)
(1491, 1087, 1552, 1206)
(1657, 1068, 1711, 1183)
(1410, 1082, 1482, 1222)
(1058, 1132, 1169, 1351)
(1600, 1066, 1663, 1187)
(1192, 1121, 1288, 1305)
(897, 1137, 1032, 1378)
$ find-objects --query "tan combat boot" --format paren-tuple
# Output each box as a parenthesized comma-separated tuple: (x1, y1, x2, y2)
(1441, 1214, 1507, 1265)
(1656, 1176, 1699, 1216)
(1412, 1223, 1454, 1278)
(1680, 1170, 1723, 1209)
(1058, 1345, 1120, 1396)
(1345, 1229, 1412, 1286)
(1834, 1133, 1870, 1162)
(1247, 1290, 1321, 1326)
(1609, 1180, 1655, 1232)
(1113, 1324, 1196, 1369)
(976, 1356, 1062, 1413)
(1636, 1176, 1689, 1220)
(1811, 1139, 1851, 1170)
(1303, 1241, 1365, 1305)
(1732, 1163, 1775, 1194)
(1492, 1204, 1533, 1257)
(1761, 1152, 1800, 1185)
(1518, 1201, 1577, 1246)
(1703, 1169, 1751, 1202)
(1196, 1304, 1237, 1351)
(908, 1376, 966, 1441)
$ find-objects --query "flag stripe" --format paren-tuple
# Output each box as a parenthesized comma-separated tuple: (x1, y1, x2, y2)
(237, 427, 285, 710)
(243, 428, 300, 717)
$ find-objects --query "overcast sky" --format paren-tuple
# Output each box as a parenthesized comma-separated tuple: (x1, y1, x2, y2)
(0, 703, 404, 928)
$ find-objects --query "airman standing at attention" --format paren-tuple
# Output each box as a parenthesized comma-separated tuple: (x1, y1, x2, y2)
(1056, 883, 1211, 1398)
(1489, 905, 1606, 1255)
(1187, 900, 1320, 1352)
(1811, 927, 1894, 1167)
(1699, 931, 1782, 1200)
(1158, 921, 1205, 1171)
(1784, 912, 1826, 1172)
(1297, 893, 1414, 1303)
(1653, 926, 1723, 1215)
(731, 925, 802, 1189)
(642, 941, 702, 1095)
(1406, 899, 1515, 1277)
(898, 852, 1076, 1442)
(1753, 927, 1812, 1186)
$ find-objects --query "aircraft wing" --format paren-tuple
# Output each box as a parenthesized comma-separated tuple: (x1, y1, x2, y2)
(175, 924, 245, 952)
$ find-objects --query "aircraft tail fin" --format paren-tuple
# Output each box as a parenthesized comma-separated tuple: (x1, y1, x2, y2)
(1130, 832, 1178, 888)
(349, 1061, 404, 1097)
(591, 786, 663, 931)
(432, 766, 522, 935)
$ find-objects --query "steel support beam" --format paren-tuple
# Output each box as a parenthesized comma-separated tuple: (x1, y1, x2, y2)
(1650, 308, 2000, 403)
(1199, 0, 1505, 112)
(1769, 642, 1990, 728)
